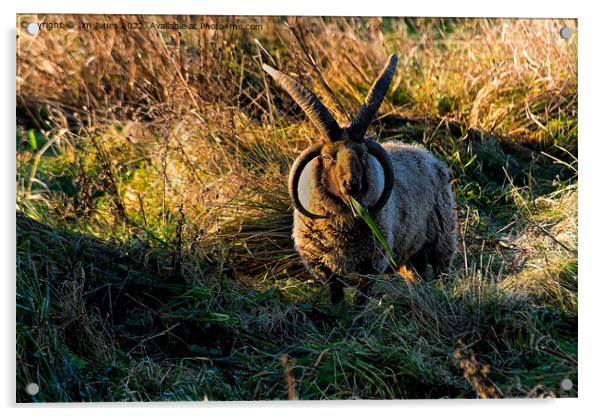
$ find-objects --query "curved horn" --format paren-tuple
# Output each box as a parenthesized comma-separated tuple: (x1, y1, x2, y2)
(366, 140, 395, 215)
(263, 64, 342, 142)
(288, 143, 330, 219)
(348, 54, 398, 141)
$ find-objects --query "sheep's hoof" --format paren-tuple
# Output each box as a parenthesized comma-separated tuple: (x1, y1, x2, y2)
(352, 291, 370, 308)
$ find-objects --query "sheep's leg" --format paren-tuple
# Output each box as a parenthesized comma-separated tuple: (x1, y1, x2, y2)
(327, 276, 345, 304)
(353, 277, 373, 306)
(428, 241, 455, 280)
(314, 264, 344, 304)
(429, 195, 458, 280)
(353, 261, 378, 306)
(408, 248, 428, 277)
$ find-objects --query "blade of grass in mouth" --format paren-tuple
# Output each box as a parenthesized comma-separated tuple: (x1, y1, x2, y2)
(344, 195, 358, 218)
(348, 196, 397, 269)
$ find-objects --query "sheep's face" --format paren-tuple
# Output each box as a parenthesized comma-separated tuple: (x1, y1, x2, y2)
(264, 55, 398, 219)
(320, 140, 369, 202)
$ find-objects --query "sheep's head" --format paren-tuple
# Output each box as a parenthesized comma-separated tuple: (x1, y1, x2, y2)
(263, 55, 398, 219)
(319, 138, 368, 201)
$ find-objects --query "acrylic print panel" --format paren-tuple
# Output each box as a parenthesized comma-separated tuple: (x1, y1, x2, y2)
(16, 15, 577, 402)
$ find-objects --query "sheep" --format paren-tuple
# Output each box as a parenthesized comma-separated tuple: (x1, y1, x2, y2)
(263, 54, 458, 304)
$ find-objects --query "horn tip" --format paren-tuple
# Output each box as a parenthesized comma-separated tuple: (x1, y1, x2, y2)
(262, 63, 281, 80)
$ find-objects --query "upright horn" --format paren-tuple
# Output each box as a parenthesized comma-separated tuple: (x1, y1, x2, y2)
(348, 54, 398, 141)
(263, 64, 342, 142)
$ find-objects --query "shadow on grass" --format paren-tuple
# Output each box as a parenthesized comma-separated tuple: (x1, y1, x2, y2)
(16, 117, 577, 401)
(17, 212, 251, 401)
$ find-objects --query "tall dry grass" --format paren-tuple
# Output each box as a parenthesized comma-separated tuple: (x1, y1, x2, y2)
(17, 16, 577, 269)
(16, 15, 577, 401)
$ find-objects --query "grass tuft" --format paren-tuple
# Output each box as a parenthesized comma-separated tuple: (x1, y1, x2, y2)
(17, 16, 577, 401)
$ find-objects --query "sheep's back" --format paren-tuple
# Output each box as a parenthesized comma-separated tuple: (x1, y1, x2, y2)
(381, 141, 455, 262)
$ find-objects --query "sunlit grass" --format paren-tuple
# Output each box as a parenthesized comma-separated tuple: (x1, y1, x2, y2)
(16, 16, 577, 401)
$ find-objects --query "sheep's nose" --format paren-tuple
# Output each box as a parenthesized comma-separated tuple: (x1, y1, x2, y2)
(341, 179, 359, 195)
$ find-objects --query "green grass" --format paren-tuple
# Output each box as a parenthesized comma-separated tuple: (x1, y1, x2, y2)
(349, 195, 398, 269)
(16, 16, 577, 401)
(15, 118, 578, 400)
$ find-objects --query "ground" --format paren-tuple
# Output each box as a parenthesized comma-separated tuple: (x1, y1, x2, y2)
(16, 16, 577, 401)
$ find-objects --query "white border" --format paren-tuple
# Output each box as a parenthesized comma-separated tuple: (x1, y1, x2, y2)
(12, 0, 580, 18)
(3, 1, 601, 415)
